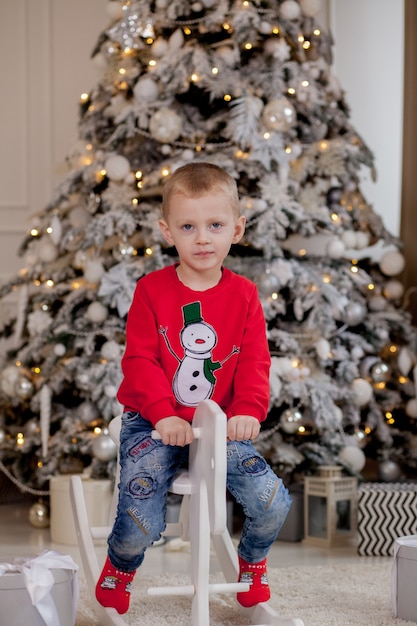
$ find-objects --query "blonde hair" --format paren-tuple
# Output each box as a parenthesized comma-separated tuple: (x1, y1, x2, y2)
(161, 162, 240, 218)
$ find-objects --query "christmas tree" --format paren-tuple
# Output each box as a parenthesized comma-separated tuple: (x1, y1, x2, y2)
(1, 0, 416, 495)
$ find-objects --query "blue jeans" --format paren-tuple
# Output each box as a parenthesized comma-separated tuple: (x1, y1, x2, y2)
(107, 412, 291, 572)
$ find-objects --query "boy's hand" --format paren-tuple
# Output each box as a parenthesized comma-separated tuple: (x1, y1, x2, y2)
(227, 415, 260, 441)
(155, 416, 194, 447)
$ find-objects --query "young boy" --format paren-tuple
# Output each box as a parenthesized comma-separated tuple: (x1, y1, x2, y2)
(96, 162, 291, 614)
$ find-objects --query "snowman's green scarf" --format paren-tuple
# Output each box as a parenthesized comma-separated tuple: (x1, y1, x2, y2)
(204, 358, 221, 383)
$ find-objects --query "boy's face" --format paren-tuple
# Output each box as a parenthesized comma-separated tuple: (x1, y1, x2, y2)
(158, 192, 245, 278)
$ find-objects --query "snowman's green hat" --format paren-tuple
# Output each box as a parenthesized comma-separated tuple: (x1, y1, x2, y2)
(182, 302, 202, 326)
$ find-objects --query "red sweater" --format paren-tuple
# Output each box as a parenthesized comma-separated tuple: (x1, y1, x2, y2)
(117, 265, 270, 426)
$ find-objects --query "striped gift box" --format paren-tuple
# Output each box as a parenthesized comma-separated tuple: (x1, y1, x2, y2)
(357, 482, 417, 556)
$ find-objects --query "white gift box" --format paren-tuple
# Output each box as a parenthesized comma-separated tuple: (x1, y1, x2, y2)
(50, 475, 112, 545)
(392, 535, 417, 622)
(0, 551, 79, 626)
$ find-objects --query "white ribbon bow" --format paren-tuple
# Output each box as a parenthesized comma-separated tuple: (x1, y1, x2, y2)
(0, 550, 79, 626)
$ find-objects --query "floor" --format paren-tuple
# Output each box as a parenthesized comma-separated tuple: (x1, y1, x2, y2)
(0, 501, 361, 576)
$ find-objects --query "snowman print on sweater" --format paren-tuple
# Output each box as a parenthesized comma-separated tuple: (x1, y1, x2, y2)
(159, 301, 239, 407)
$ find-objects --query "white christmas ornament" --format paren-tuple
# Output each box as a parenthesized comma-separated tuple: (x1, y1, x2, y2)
(151, 37, 169, 57)
(69, 206, 90, 229)
(54, 343, 66, 357)
(216, 45, 238, 67)
(38, 238, 58, 263)
(355, 231, 369, 249)
(280, 408, 303, 434)
(378, 460, 401, 482)
(149, 108, 183, 142)
(106, 1, 123, 21)
(73, 249, 88, 269)
(168, 29, 185, 51)
(406, 398, 417, 418)
(326, 238, 345, 259)
(92, 431, 117, 461)
(314, 337, 330, 360)
(300, 0, 322, 17)
(86, 301, 108, 323)
(379, 250, 405, 276)
(49, 215, 62, 245)
(27, 310, 52, 337)
(84, 260, 105, 284)
(397, 346, 415, 376)
(383, 279, 404, 300)
(351, 378, 373, 406)
(280, 0, 302, 20)
(133, 77, 159, 102)
(368, 295, 387, 312)
(341, 230, 357, 249)
(101, 340, 121, 361)
(104, 384, 117, 398)
(105, 155, 131, 181)
(1, 365, 22, 397)
(78, 401, 100, 423)
(262, 98, 296, 132)
(343, 301, 367, 326)
(339, 445, 366, 472)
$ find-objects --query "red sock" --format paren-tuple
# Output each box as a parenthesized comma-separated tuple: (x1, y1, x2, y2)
(237, 556, 270, 607)
(95, 556, 136, 614)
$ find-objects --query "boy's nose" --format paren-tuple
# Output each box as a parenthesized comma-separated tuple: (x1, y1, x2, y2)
(196, 228, 210, 243)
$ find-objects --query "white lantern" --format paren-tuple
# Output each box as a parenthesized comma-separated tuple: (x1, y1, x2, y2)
(304, 466, 357, 547)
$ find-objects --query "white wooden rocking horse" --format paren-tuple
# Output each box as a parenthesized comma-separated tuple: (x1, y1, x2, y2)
(70, 399, 304, 626)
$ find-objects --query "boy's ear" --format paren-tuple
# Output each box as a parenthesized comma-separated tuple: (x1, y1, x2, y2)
(158, 219, 175, 246)
(232, 215, 246, 244)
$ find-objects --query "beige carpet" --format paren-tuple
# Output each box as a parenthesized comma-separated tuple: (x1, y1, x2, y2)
(75, 560, 416, 626)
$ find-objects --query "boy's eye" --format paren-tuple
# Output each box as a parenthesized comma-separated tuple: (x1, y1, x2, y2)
(211, 222, 222, 229)
(182, 224, 193, 231)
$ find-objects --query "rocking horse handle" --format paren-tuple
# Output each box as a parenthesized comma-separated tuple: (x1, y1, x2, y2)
(151, 427, 202, 440)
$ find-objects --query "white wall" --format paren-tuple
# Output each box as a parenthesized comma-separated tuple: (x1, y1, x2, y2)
(330, 0, 404, 236)
(0, 0, 108, 286)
